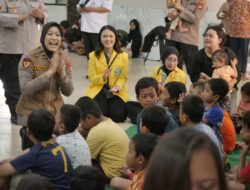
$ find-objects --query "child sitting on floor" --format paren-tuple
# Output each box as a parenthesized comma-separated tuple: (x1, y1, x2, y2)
(110, 133, 158, 190)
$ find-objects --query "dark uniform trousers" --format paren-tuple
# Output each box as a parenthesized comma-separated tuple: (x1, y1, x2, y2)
(82, 32, 99, 59)
(0, 54, 21, 118)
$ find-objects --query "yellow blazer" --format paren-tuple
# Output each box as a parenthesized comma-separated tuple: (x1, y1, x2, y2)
(152, 66, 187, 85)
(85, 50, 129, 102)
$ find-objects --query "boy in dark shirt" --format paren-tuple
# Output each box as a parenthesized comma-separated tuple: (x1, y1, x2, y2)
(0, 109, 73, 190)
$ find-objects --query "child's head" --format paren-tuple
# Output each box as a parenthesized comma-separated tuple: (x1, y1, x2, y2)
(70, 165, 105, 190)
(16, 173, 53, 190)
(241, 111, 250, 144)
(135, 77, 159, 108)
(27, 109, 55, 142)
(60, 20, 70, 33)
(241, 82, 250, 104)
(126, 133, 158, 173)
(140, 105, 169, 136)
(189, 82, 205, 97)
(179, 95, 205, 126)
(143, 128, 226, 190)
(161, 81, 186, 108)
(211, 47, 236, 69)
(54, 104, 81, 136)
(202, 79, 229, 104)
(75, 96, 102, 138)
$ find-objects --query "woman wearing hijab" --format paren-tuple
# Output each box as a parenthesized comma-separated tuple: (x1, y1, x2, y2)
(127, 19, 142, 58)
(16, 22, 73, 149)
(152, 46, 187, 92)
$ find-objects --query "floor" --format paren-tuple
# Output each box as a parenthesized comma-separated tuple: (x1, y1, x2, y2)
(0, 52, 249, 160)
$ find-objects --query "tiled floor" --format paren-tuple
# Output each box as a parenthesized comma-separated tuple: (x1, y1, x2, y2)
(0, 52, 249, 160)
(0, 53, 161, 159)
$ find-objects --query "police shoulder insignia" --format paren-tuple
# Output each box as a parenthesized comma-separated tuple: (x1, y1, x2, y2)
(22, 58, 32, 69)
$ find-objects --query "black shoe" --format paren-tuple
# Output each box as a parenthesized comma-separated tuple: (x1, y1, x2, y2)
(10, 115, 18, 125)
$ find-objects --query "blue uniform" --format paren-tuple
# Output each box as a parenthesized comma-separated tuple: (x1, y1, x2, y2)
(10, 141, 73, 190)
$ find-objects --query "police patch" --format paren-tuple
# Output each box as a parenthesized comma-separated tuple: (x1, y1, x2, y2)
(22, 58, 32, 69)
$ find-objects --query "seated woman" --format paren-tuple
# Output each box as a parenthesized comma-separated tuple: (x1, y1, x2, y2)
(16, 22, 74, 149)
(126, 19, 142, 58)
(152, 46, 187, 92)
(85, 25, 129, 122)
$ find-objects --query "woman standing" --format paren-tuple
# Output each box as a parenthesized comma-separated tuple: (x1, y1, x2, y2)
(85, 25, 129, 122)
(17, 22, 73, 149)
(191, 25, 226, 82)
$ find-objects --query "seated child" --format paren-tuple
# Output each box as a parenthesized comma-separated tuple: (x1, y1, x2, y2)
(133, 77, 178, 133)
(0, 109, 73, 190)
(232, 82, 250, 132)
(16, 173, 53, 190)
(140, 105, 169, 135)
(200, 47, 237, 92)
(189, 82, 236, 153)
(75, 97, 129, 183)
(188, 82, 205, 97)
(161, 81, 187, 126)
(70, 165, 105, 190)
(165, 0, 189, 39)
(179, 95, 222, 153)
(202, 78, 229, 143)
(54, 104, 91, 169)
(237, 111, 250, 183)
(110, 133, 158, 190)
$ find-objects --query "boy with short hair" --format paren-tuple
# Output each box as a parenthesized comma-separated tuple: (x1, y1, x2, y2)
(75, 96, 129, 182)
(179, 95, 221, 152)
(0, 109, 73, 190)
(160, 81, 187, 125)
(110, 133, 158, 190)
(189, 81, 205, 96)
(70, 165, 105, 190)
(55, 104, 91, 169)
(134, 77, 178, 133)
(202, 78, 229, 143)
(140, 105, 169, 136)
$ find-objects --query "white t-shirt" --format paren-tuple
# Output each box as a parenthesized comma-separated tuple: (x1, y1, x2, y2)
(77, 0, 113, 33)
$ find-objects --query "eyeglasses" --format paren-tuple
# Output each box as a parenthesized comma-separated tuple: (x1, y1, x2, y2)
(166, 57, 178, 63)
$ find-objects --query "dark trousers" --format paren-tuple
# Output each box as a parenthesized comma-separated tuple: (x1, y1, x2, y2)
(82, 32, 99, 59)
(230, 37, 250, 74)
(94, 88, 127, 122)
(0, 54, 21, 117)
(165, 40, 198, 80)
(125, 101, 143, 124)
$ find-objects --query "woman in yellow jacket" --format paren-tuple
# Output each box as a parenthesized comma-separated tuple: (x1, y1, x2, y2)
(152, 46, 187, 92)
(85, 25, 129, 122)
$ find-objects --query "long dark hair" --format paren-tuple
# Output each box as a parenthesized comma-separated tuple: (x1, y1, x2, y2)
(143, 128, 227, 190)
(95, 25, 122, 58)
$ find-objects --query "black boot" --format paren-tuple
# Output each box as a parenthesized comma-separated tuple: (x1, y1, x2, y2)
(19, 127, 34, 150)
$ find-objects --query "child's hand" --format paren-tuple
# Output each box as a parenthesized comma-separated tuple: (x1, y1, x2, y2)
(241, 144, 250, 156)
(117, 167, 132, 176)
(231, 58, 238, 67)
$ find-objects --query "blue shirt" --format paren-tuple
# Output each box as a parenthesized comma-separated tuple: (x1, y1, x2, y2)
(204, 104, 224, 143)
(10, 141, 73, 190)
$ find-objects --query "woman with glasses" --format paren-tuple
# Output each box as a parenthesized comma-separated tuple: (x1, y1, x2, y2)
(152, 46, 187, 93)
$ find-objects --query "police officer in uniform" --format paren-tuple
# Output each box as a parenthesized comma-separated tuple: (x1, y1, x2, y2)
(165, 0, 207, 82)
(0, 0, 47, 124)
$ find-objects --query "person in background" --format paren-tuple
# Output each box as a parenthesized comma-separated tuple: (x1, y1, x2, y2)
(77, 0, 113, 59)
(165, 0, 207, 80)
(0, 0, 47, 124)
(126, 19, 142, 58)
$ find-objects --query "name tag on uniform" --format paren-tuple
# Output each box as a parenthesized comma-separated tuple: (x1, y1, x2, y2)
(33, 65, 48, 71)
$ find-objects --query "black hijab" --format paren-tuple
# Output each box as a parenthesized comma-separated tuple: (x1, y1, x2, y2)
(160, 46, 180, 75)
(40, 22, 63, 59)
